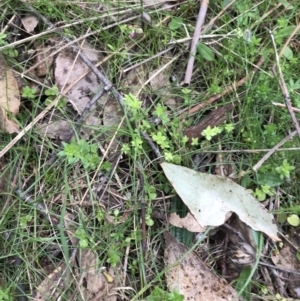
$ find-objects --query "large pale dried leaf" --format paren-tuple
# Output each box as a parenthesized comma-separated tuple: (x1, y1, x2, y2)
(164, 231, 243, 301)
(161, 163, 280, 241)
(54, 42, 107, 114)
(169, 212, 207, 232)
(0, 54, 20, 133)
(21, 15, 38, 33)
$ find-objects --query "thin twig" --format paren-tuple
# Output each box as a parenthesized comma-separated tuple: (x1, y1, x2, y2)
(252, 130, 297, 171)
(180, 56, 264, 118)
(270, 30, 300, 138)
(259, 260, 300, 276)
(273, 102, 300, 113)
(202, 0, 237, 34)
(137, 161, 147, 255)
(184, 0, 209, 84)
(278, 23, 300, 59)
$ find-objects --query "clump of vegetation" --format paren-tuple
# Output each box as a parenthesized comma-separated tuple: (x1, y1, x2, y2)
(0, 0, 300, 300)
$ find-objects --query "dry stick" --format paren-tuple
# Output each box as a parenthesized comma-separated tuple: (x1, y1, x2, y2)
(273, 102, 300, 113)
(259, 260, 300, 276)
(0, 14, 16, 34)
(122, 45, 175, 73)
(137, 161, 147, 256)
(180, 56, 265, 119)
(184, 0, 209, 84)
(278, 23, 300, 59)
(270, 30, 300, 138)
(252, 130, 297, 172)
(202, 0, 237, 34)
(136, 54, 180, 97)
(184, 0, 238, 84)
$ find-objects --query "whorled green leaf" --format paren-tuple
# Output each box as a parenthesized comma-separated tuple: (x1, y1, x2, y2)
(161, 163, 280, 241)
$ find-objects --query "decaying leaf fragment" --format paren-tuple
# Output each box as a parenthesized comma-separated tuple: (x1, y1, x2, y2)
(169, 212, 207, 232)
(0, 54, 20, 133)
(271, 237, 300, 300)
(32, 263, 67, 301)
(164, 231, 243, 301)
(79, 250, 117, 301)
(21, 14, 39, 33)
(54, 41, 107, 114)
(161, 163, 280, 241)
(36, 120, 73, 141)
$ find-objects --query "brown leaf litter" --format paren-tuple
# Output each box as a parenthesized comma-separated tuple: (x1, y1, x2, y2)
(164, 231, 244, 301)
(0, 53, 20, 134)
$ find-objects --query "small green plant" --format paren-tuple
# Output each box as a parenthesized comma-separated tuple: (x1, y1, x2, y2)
(22, 86, 37, 99)
(74, 228, 90, 248)
(181, 88, 192, 105)
(123, 93, 143, 115)
(254, 185, 275, 202)
(147, 287, 184, 301)
(44, 85, 66, 108)
(201, 125, 223, 140)
(152, 131, 170, 149)
(168, 17, 183, 30)
(0, 33, 18, 57)
(0, 287, 12, 301)
(201, 123, 235, 141)
(275, 159, 295, 179)
(0, 33, 7, 46)
(58, 139, 100, 170)
(152, 104, 170, 125)
(106, 248, 121, 267)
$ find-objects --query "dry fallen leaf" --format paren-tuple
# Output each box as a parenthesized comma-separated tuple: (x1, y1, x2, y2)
(54, 41, 107, 114)
(169, 212, 207, 232)
(0, 53, 20, 133)
(34, 43, 55, 77)
(79, 250, 117, 301)
(149, 55, 172, 91)
(271, 231, 300, 298)
(164, 231, 244, 301)
(36, 120, 73, 141)
(161, 163, 280, 241)
(32, 263, 66, 301)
